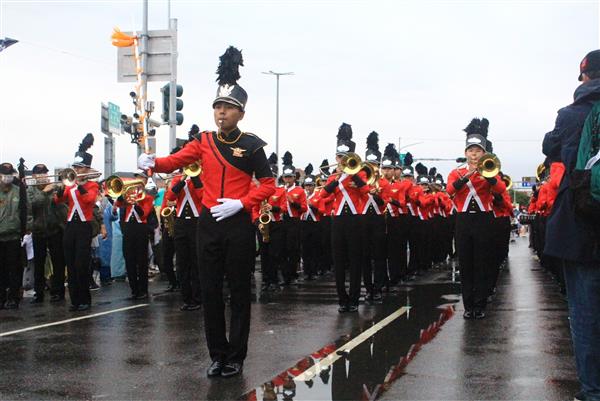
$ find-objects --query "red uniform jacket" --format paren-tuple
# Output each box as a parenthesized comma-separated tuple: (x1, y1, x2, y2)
(322, 171, 370, 216)
(165, 175, 204, 218)
(545, 162, 565, 215)
(360, 177, 391, 215)
(492, 190, 513, 218)
(407, 184, 434, 220)
(54, 181, 99, 222)
(446, 168, 506, 213)
(153, 129, 275, 212)
(303, 190, 323, 222)
(318, 188, 335, 216)
(282, 184, 307, 219)
(115, 194, 155, 223)
(528, 195, 538, 214)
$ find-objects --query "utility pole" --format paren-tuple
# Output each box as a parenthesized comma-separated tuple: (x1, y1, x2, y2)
(136, 0, 149, 158)
(262, 70, 293, 177)
(168, 18, 178, 151)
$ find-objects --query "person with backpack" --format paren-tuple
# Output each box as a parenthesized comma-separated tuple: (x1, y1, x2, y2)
(542, 49, 600, 401)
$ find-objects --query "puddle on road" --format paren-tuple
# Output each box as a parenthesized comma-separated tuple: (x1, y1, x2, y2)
(241, 282, 461, 401)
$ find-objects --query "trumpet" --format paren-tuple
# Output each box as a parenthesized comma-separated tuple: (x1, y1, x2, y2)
(160, 206, 176, 237)
(23, 168, 101, 187)
(477, 154, 501, 178)
(105, 175, 146, 203)
(258, 201, 272, 243)
(158, 161, 202, 181)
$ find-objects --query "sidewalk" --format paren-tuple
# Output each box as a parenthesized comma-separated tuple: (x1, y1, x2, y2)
(381, 236, 578, 400)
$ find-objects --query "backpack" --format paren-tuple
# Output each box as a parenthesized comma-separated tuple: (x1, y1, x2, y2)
(570, 101, 600, 224)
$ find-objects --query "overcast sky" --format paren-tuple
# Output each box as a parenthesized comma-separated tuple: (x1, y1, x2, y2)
(0, 0, 598, 183)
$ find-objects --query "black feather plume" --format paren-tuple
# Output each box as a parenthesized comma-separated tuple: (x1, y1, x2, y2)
(464, 117, 489, 138)
(78, 133, 94, 152)
(268, 152, 277, 164)
(189, 124, 199, 135)
(366, 131, 379, 152)
(480, 118, 489, 138)
(304, 164, 313, 176)
(404, 152, 413, 166)
(435, 173, 443, 181)
(320, 159, 330, 175)
(428, 167, 437, 176)
(216, 46, 244, 86)
(383, 143, 396, 158)
(337, 123, 353, 141)
(282, 151, 293, 166)
(415, 162, 428, 176)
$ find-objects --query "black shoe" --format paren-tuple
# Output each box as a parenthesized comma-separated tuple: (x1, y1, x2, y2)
(78, 304, 91, 311)
(30, 297, 44, 304)
(207, 360, 224, 377)
(347, 305, 358, 313)
(474, 309, 486, 319)
(4, 300, 18, 309)
(165, 284, 178, 292)
(90, 283, 100, 291)
(463, 310, 473, 319)
(136, 293, 149, 300)
(50, 295, 64, 303)
(69, 305, 79, 311)
(221, 362, 243, 378)
(338, 305, 349, 313)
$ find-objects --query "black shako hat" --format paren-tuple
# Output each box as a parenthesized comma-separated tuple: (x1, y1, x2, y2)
(336, 123, 355, 155)
(579, 49, 600, 81)
(72, 133, 94, 168)
(381, 143, 396, 169)
(303, 164, 316, 186)
(365, 131, 381, 163)
(464, 118, 489, 152)
(268, 152, 278, 177)
(401, 152, 414, 176)
(319, 159, 330, 181)
(282, 151, 295, 177)
(415, 162, 430, 184)
(0, 162, 16, 175)
(213, 46, 248, 111)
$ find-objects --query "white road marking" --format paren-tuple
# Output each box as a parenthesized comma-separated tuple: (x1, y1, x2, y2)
(293, 306, 410, 382)
(0, 304, 150, 338)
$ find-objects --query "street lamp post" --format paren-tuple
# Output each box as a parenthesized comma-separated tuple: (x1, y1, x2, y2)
(262, 70, 293, 178)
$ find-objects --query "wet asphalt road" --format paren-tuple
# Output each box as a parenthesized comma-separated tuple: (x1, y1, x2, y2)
(0, 237, 577, 400)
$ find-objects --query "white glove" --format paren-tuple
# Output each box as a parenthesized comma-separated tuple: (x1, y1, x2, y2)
(210, 198, 244, 222)
(138, 153, 156, 170)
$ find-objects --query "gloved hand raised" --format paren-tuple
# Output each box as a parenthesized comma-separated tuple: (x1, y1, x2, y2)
(138, 153, 156, 170)
(210, 198, 243, 222)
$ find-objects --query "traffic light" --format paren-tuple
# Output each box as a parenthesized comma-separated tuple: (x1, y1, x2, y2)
(161, 83, 184, 125)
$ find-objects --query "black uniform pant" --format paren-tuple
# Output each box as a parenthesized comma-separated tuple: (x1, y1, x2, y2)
(267, 221, 284, 283)
(281, 217, 301, 282)
(488, 216, 511, 295)
(455, 212, 494, 310)
(160, 228, 177, 285)
(197, 208, 255, 364)
(362, 214, 387, 293)
(413, 218, 432, 272)
(0, 240, 22, 305)
(386, 215, 408, 284)
(332, 214, 363, 306)
(48, 231, 66, 298)
(301, 220, 321, 277)
(175, 217, 201, 305)
(407, 215, 419, 274)
(33, 231, 66, 299)
(63, 222, 92, 307)
(123, 222, 149, 297)
(258, 224, 278, 285)
(320, 216, 333, 273)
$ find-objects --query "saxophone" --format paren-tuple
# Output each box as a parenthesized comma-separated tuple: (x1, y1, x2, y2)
(258, 201, 272, 243)
(160, 206, 176, 237)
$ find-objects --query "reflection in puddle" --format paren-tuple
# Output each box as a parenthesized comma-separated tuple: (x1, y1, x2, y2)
(240, 283, 460, 401)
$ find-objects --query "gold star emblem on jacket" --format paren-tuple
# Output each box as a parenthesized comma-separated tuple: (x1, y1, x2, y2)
(231, 147, 246, 157)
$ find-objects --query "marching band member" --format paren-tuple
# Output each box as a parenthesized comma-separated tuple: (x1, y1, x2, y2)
(411, 163, 435, 275)
(165, 150, 204, 310)
(159, 174, 179, 293)
(279, 152, 307, 285)
(381, 145, 401, 285)
(489, 174, 513, 299)
(300, 164, 322, 281)
(137, 46, 275, 378)
(55, 134, 99, 312)
(317, 159, 334, 275)
(360, 132, 389, 303)
(447, 118, 506, 320)
(113, 171, 155, 301)
(322, 123, 369, 313)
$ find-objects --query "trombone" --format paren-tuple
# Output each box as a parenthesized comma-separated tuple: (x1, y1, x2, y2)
(318, 152, 363, 176)
(477, 154, 501, 178)
(23, 168, 101, 187)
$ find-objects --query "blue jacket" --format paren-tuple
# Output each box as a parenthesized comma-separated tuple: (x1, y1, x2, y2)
(543, 79, 600, 263)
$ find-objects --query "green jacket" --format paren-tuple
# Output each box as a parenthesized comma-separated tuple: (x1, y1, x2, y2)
(0, 184, 25, 241)
(27, 186, 52, 235)
(47, 201, 68, 236)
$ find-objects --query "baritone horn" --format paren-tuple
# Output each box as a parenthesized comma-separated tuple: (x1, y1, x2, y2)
(105, 175, 147, 202)
(477, 154, 501, 178)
